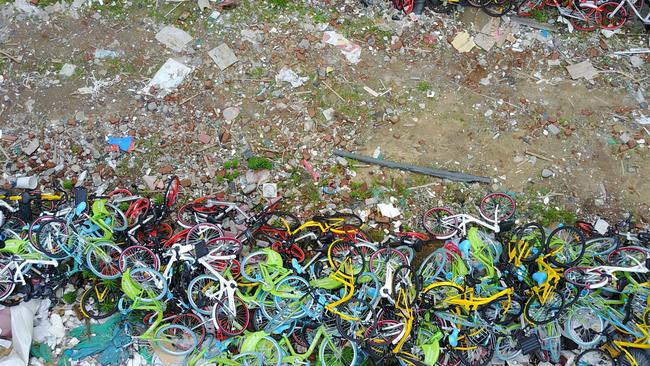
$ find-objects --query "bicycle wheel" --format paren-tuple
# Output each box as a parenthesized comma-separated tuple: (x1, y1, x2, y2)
(547, 226, 586, 267)
(250, 335, 282, 366)
(104, 203, 128, 232)
(154, 324, 197, 356)
(418, 249, 448, 286)
(185, 223, 224, 247)
(364, 319, 403, 345)
(356, 271, 380, 307)
(263, 211, 300, 232)
(319, 336, 358, 366)
(206, 237, 243, 256)
(86, 241, 122, 279)
(596, 2, 627, 30)
(574, 348, 615, 366)
(420, 283, 464, 310)
(495, 334, 520, 361)
(585, 237, 618, 257)
(176, 203, 204, 229)
(240, 251, 272, 283)
(0, 263, 15, 301)
(213, 296, 250, 336)
(562, 281, 581, 309)
(454, 328, 495, 366)
(392, 264, 418, 306)
(29, 216, 71, 259)
(129, 267, 167, 302)
(608, 247, 646, 267)
(524, 291, 564, 325)
(119, 245, 159, 272)
(516, 0, 544, 16)
(479, 193, 516, 222)
(479, 295, 515, 324)
(336, 298, 375, 341)
(233, 352, 264, 366)
(368, 247, 408, 280)
(328, 241, 366, 275)
(516, 222, 546, 263)
(570, 8, 598, 31)
(422, 208, 458, 238)
(565, 305, 604, 347)
(620, 348, 650, 366)
(273, 275, 313, 319)
(564, 267, 608, 288)
(79, 285, 119, 320)
(172, 312, 206, 345)
(187, 274, 222, 315)
(1, 216, 26, 240)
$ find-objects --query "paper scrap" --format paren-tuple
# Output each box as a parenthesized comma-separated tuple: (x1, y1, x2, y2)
(322, 31, 361, 64)
(451, 32, 475, 53)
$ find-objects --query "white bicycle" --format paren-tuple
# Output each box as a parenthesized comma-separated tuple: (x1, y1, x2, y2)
(564, 246, 650, 289)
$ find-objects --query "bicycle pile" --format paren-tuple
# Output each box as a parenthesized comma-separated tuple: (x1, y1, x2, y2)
(1, 177, 650, 365)
(388, 0, 648, 31)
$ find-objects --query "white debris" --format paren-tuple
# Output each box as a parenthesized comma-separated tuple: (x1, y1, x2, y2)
(275, 67, 308, 88)
(378, 203, 401, 218)
(155, 25, 193, 53)
(143, 58, 192, 97)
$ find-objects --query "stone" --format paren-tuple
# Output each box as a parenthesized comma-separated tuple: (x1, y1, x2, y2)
(147, 102, 158, 111)
(223, 107, 240, 121)
(541, 169, 554, 178)
(322, 108, 335, 122)
(242, 183, 256, 195)
(59, 63, 76, 77)
(336, 157, 348, 167)
(179, 178, 192, 187)
(208, 44, 238, 71)
(159, 165, 173, 175)
(143, 175, 157, 190)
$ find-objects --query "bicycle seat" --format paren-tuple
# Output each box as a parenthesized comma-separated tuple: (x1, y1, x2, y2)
(532, 271, 548, 286)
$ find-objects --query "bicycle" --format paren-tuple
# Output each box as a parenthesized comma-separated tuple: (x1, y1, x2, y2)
(565, 246, 650, 290)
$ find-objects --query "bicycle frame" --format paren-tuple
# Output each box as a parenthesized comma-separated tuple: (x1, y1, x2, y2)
(0, 256, 58, 286)
(606, 0, 650, 24)
(439, 213, 501, 239)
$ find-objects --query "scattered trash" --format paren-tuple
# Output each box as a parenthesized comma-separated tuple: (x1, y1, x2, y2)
(144, 58, 192, 96)
(451, 31, 475, 53)
(322, 31, 361, 64)
(11, 176, 37, 189)
(0, 300, 41, 366)
(197, 0, 210, 11)
(155, 25, 193, 53)
(275, 67, 308, 88)
(94, 49, 120, 60)
(207, 43, 239, 71)
(107, 135, 135, 152)
(322, 107, 335, 121)
(566, 60, 598, 81)
(378, 202, 401, 218)
(22, 139, 39, 156)
(363, 85, 379, 97)
(302, 159, 320, 181)
(262, 183, 277, 198)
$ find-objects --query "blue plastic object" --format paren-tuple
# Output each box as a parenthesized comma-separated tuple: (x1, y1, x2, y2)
(107, 136, 135, 152)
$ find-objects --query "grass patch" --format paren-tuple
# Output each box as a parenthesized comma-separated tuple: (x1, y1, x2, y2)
(416, 81, 431, 92)
(62, 179, 74, 190)
(350, 182, 371, 200)
(248, 156, 273, 170)
(63, 291, 77, 304)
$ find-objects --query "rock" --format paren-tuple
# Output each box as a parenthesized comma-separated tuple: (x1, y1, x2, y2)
(159, 165, 173, 175)
(59, 63, 76, 77)
(219, 129, 231, 144)
(143, 175, 157, 190)
(303, 118, 314, 132)
(70, 164, 81, 173)
(547, 124, 561, 135)
(179, 178, 192, 187)
(619, 132, 631, 144)
(298, 39, 310, 49)
(147, 102, 158, 111)
(198, 133, 212, 144)
(336, 157, 348, 167)
(242, 183, 256, 195)
(322, 108, 335, 122)
(541, 169, 554, 178)
(223, 107, 240, 121)
(627, 139, 637, 149)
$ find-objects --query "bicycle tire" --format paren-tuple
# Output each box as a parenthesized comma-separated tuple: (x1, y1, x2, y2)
(547, 226, 586, 268)
(564, 305, 604, 348)
(119, 245, 159, 272)
(29, 216, 70, 259)
(273, 275, 312, 320)
(154, 324, 198, 356)
(596, 2, 627, 30)
(328, 241, 366, 276)
(454, 328, 495, 366)
(104, 203, 128, 232)
(319, 336, 358, 366)
(392, 264, 419, 307)
(494, 334, 521, 361)
(479, 193, 516, 222)
(213, 296, 250, 336)
(608, 246, 646, 267)
(516, 222, 547, 263)
(564, 267, 608, 288)
(420, 283, 464, 310)
(0, 263, 16, 301)
(187, 274, 221, 315)
(79, 285, 119, 320)
(418, 248, 448, 287)
(368, 247, 407, 279)
(172, 312, 206, 345)
(422, 207, 458, 239)
(164, 175, 180, 208)
(262, 211, 300, 232)
(584, 237, 618, 257)
(185, 223, 224, 248)
(574, 348, 615, 366)
(524, 290, 564, 325)
(86, 241, 122, 280)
